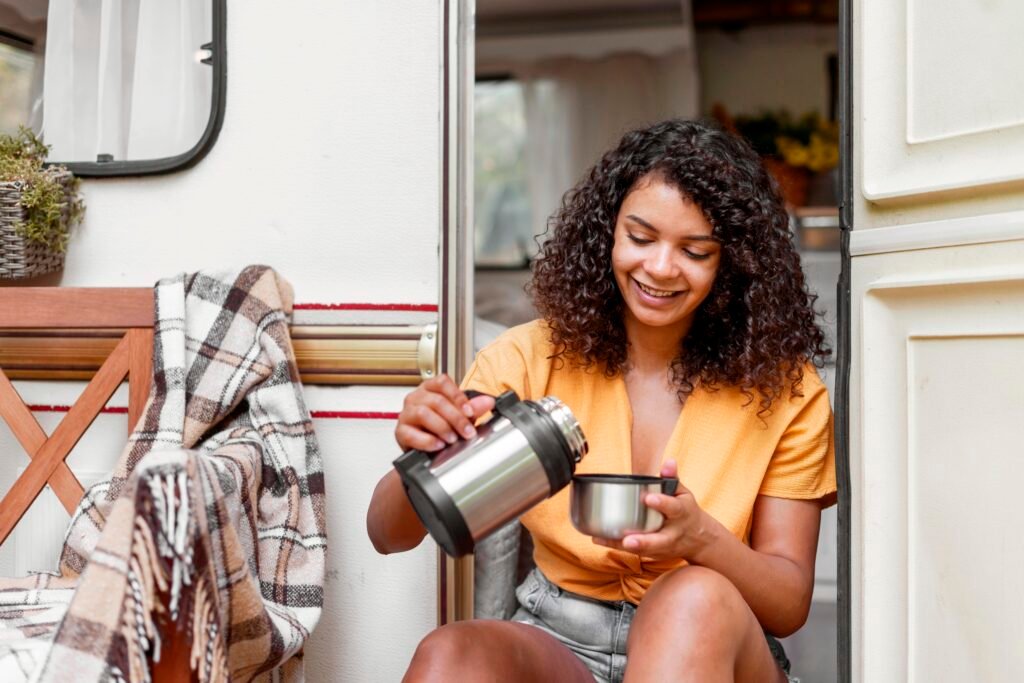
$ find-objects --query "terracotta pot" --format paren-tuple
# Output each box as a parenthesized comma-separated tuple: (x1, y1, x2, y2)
(762, 157, 810, 208)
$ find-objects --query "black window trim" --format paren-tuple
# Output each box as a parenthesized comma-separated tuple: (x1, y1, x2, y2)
(61, 0, 227, 177)
(837, 0, 852, 680)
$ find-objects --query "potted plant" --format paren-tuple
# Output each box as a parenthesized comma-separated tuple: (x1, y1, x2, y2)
(713, 106, 839, 207)
(0, 127, 85, 279)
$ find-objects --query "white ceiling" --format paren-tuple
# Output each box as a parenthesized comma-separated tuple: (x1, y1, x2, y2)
(477, 0, 680, 21)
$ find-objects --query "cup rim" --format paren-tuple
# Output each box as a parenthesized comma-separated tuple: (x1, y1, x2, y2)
(572, 473, 666, 485)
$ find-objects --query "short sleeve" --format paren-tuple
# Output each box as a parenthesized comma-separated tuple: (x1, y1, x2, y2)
(459, 331, 533, 401)
(758, 376, 837, 508)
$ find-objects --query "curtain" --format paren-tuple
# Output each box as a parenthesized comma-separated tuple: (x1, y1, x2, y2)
(517, 1, 699, 251)
(41, 0, 211, 162)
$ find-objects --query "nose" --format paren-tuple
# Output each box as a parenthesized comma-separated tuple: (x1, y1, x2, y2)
(644, 245, 679, 282)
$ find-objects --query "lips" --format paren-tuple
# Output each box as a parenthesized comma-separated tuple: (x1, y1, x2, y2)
(633, 278, 681, 299)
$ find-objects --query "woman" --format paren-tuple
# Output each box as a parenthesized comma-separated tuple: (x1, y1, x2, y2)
(367, 119, 836, 682)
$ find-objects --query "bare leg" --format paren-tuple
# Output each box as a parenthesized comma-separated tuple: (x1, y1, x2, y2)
(403, 619, 595, 683)
(624, 566, 787, 683)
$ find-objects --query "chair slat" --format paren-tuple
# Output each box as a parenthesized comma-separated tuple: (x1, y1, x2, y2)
(0, 288, 152, 328)
(128, 328, 154, 435)
(0, 369, 85, 513)
(0, 335, 131, 545)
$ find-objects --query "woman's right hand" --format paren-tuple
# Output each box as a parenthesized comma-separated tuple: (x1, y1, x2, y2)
(395, 375, 497, 452)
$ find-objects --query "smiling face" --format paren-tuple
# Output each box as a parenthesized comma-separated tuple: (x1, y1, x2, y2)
(611, 174, 721, 341)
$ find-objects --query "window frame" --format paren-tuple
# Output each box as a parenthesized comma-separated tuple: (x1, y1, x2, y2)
(58, 0, 227, 178)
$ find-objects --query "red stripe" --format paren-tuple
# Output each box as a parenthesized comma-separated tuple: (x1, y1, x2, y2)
(310, 411, 399, 420)
(28, 405, 398, 420)
(29, 405, 128, 414)
(294, 303, 437, 312)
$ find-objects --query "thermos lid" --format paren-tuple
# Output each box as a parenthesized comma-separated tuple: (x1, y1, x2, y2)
(486, 392, 587, 496)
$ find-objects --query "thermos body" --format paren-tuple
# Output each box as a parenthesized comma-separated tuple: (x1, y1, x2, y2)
(430, 414, 550, 543)
(394, 390, 588, 557)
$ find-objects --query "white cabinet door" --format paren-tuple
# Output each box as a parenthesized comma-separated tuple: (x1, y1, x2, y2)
(851, 2, 1024, 682)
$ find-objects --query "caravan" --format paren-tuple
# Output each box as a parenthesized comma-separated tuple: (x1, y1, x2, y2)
(0, 0, 1020, 680)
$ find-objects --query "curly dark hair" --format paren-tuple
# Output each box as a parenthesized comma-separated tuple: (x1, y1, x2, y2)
(528, 118, 830, 415)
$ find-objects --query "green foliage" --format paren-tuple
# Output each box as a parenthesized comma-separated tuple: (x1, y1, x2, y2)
(0, 127, 84, 252)
(733, 110, 821, 157)
(732, 110, 839, 172)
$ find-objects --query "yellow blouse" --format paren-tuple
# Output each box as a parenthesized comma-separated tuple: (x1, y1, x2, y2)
(462, 320, 836, 604)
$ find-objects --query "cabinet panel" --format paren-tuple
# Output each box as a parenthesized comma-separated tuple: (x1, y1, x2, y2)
(908, 336, 1024, 682)
(852, 241, 1024, 682)
(860, 0, 1024, 200)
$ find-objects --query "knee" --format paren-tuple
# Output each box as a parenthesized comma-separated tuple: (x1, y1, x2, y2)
(638, 566, 748, 631)
(404, 623, 478, 682)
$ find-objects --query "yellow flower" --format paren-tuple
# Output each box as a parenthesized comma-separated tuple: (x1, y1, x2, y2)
(775, 125, 839, 172)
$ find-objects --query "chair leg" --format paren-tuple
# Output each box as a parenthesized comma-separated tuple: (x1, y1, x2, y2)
(152, 615, 194, 683)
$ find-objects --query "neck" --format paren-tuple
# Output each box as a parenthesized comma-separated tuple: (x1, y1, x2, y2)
(623, 313, 691, 374)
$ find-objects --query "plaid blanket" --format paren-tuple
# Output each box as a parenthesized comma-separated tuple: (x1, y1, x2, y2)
(0, 266, 326, 681)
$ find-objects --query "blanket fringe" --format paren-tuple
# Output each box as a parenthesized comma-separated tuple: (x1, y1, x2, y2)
(122, 511, 166, 683)
(117, 468, 227, 683)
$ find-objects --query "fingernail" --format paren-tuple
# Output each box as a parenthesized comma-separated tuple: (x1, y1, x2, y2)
(433, 439, 446, 451)
(462, 404, 475, 417)
(444, 432, 457, 444)
(462, 425, 476, 439)
(623, 538, 637, 550)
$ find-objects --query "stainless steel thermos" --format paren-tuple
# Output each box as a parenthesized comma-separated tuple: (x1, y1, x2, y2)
(393, 390, 588, 557)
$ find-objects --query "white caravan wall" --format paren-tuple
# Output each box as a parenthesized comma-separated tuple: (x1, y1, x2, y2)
(852, 0, 1024, 680)
(855, 0, 1024, 230)
(0, 1, 445, 680)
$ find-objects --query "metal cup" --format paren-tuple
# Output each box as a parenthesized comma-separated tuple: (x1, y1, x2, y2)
(570, 474, 679, 540)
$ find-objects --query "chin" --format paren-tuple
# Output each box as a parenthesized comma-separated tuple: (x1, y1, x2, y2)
(629, 308, 690, 329)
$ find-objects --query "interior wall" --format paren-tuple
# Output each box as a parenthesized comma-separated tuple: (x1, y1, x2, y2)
(697, 24, 838, 118)
(0, 1, 445, 680)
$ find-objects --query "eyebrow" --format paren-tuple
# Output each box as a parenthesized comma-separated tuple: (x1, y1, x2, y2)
(625, 214, 719, 242)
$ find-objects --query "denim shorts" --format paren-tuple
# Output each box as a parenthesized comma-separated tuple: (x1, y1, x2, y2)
(511, 568, 797, 683)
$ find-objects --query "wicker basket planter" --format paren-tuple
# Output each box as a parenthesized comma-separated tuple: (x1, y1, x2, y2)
(0, 169, 76, 280)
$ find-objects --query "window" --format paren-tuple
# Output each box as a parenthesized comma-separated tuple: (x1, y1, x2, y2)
(0, 36, 37, 135)
(0, 0, 225, 176)
(474, 78, 534, 268)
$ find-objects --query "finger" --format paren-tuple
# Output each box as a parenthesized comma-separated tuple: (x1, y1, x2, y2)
(621, 534, 644, 552)
(407, 403, 462, 445)
(658, 459, 690, 497)
(467, 394, 496, 420)
(643, 492, 685, 518)
(422, 392, 479, 440)
(621, 530, 673, 555)
(660, 458, 678, 479)
(425, 375, 476, 418)
(395, 424, 446, 452)
(591, 536, 628, 552)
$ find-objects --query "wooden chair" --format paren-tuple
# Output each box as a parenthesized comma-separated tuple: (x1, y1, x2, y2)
(0, 288, 153, 542)
(0, 287, 189, 682)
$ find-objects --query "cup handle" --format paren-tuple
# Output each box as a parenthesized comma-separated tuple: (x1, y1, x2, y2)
(661, 478, 679, 495)
(465, 389, 519, 412)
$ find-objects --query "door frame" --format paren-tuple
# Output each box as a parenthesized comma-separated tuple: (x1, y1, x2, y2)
(439, 0, 476, 625)
(837, 0, 853, 680)
(440, 0, 858, 653)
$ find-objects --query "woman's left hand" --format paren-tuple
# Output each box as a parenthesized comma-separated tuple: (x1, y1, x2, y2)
(592, 459, 717, 562)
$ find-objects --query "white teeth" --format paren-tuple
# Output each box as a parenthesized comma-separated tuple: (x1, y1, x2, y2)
(636, 280, 676, 298)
